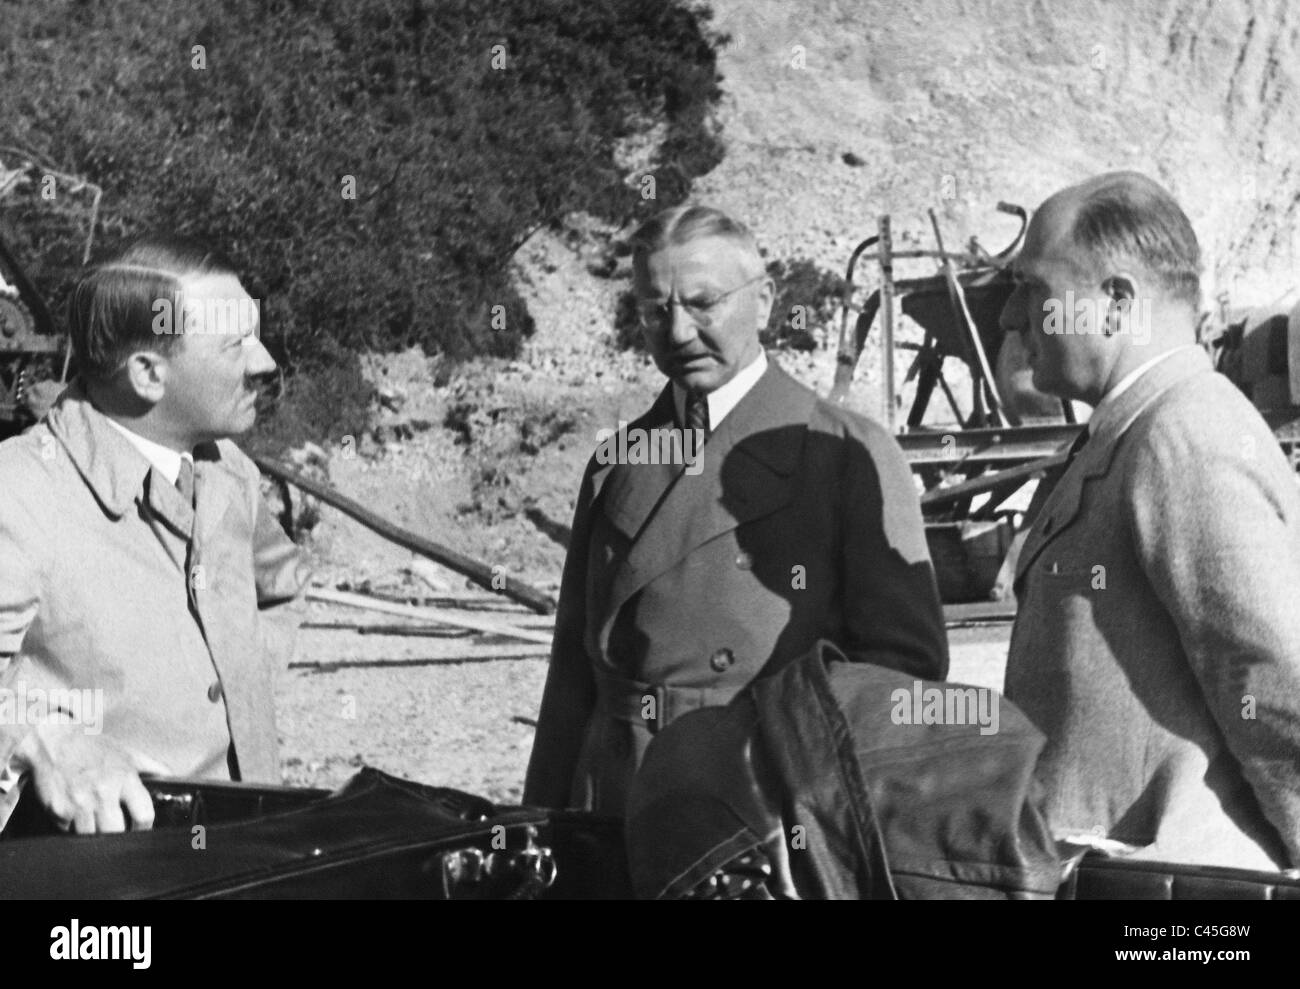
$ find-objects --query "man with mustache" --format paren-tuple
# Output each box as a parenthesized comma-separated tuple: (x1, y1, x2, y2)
(525, 204, 948, 814)
(0, 236, 309, 834)
(1001, 172, 1300, 869)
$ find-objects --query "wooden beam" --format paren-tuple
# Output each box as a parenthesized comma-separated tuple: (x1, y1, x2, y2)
(898, 423, 1084, 466)
(301, 621, 474, 637)
(254, 455, 556, 614)
(307, 587, 554, 645)
(290, 648, 550, 670)
(920, 452, 1067, 511)
(879, 215, 896, 432)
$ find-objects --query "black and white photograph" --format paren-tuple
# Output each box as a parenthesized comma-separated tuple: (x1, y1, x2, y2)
(0, 0, 1296, 960)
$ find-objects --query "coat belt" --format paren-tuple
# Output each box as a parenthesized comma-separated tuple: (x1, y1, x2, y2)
(592, 667, 742, 734)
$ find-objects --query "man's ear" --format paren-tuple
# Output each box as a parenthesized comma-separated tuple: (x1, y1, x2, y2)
(121, 349, 169, 403)
(1100, 272, 1139, 336)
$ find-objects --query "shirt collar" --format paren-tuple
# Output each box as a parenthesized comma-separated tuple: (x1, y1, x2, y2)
(1089, 345, 1201, 438)
(102, 416, 193, 486)
(42, 381, 202, 520)
(673, 349, 769, 430)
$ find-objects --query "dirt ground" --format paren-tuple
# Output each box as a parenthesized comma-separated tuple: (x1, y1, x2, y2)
(275, 617, 553, 802)
(274, 604, 1011, 803)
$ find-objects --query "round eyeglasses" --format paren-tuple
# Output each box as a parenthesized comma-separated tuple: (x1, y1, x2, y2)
(636, 273, 765, 329)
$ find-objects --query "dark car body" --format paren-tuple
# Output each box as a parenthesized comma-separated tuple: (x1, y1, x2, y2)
(2, 768, 1298, 900)
(0, 769, 629, 900)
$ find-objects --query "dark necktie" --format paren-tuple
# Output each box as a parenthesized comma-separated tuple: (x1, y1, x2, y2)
(1065, 426, 1090, 465)
(685, 391, 710, 442)
(175, 457, 201, 615)
(175, 457, 195, 508)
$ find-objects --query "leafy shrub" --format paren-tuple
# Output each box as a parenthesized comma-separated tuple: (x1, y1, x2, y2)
(612, 288, 646, 352)
(0, 0, 725, 443)
(243, 341, 374, 457)
(762, 257, 846, 351)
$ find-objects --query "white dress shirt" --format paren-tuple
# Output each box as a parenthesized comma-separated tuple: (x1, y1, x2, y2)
(103, 417, 193, 485)
(1088, 345, 1202, 438)
(673, 350, 768, 432)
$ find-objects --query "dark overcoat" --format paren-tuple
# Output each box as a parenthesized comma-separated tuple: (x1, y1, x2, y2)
(524, 360, 948, 813)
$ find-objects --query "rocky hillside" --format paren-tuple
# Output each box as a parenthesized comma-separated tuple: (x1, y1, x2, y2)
(305, 0, 1300, 589)
(702, 0, 1299, 298)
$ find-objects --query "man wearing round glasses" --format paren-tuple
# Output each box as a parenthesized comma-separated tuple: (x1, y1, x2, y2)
(525, 204, 948, 815)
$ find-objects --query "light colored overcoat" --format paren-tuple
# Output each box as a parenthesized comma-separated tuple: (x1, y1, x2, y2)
(1006, 347, 1300, 869)
(0, 383, 309, 829)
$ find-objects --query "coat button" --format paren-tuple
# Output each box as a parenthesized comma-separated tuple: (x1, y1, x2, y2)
(709, 648, 735, 673)
(207, 681, 223, 703)
(735, 552, 753, 570)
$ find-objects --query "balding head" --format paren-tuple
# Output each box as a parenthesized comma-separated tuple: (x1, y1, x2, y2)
(1000, 172, 1202, 405)
(1045, 171, 1201, 312)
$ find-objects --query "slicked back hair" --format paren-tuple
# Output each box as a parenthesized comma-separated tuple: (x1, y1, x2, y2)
(1068, 172, 1201, 310)
(629, 204, 762, 274)
(68, 235, 237, 381)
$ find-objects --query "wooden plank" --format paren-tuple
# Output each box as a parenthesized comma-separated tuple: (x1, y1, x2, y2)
(301, 621, 474, 638)
(255, 455, 556, 614)
(898, 423, 1083, 466)
(943, 601, 1016, 626)
(290, 648, 550, 670)
(921, 452, 1067, 511)
(879, 214, 896, 432)
(307, 587, 554, 645)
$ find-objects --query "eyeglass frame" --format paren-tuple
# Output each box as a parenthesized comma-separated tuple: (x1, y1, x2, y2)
(635, 272, 767, 329)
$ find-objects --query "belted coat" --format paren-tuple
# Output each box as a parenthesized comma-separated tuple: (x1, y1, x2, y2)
(524, 360, 948, 813)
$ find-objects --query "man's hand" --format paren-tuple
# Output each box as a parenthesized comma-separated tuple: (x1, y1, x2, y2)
(11, 724, 155, 834)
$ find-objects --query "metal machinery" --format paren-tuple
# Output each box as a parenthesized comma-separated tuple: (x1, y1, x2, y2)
(0, 151, 101, 438)
(0, 229, 67, 441)
(832, 203, 1300, 602)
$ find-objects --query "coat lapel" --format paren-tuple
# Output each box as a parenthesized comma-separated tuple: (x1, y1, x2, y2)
(46, 380, 152, 520)
(600, 385, 681, 543)
(1012, 446, 1110, 584)
(1014, 347, 1214, 585)
(599, 362, 814, 639)
(192, 441, 240, 552)
(144, 464, 197, 538)
(44, 380, 199, 537)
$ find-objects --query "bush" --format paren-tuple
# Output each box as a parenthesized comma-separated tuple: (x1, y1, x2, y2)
(0, 0, 725, 444)
(762, 257, 846, 351)
(242, 341, 374, 458)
